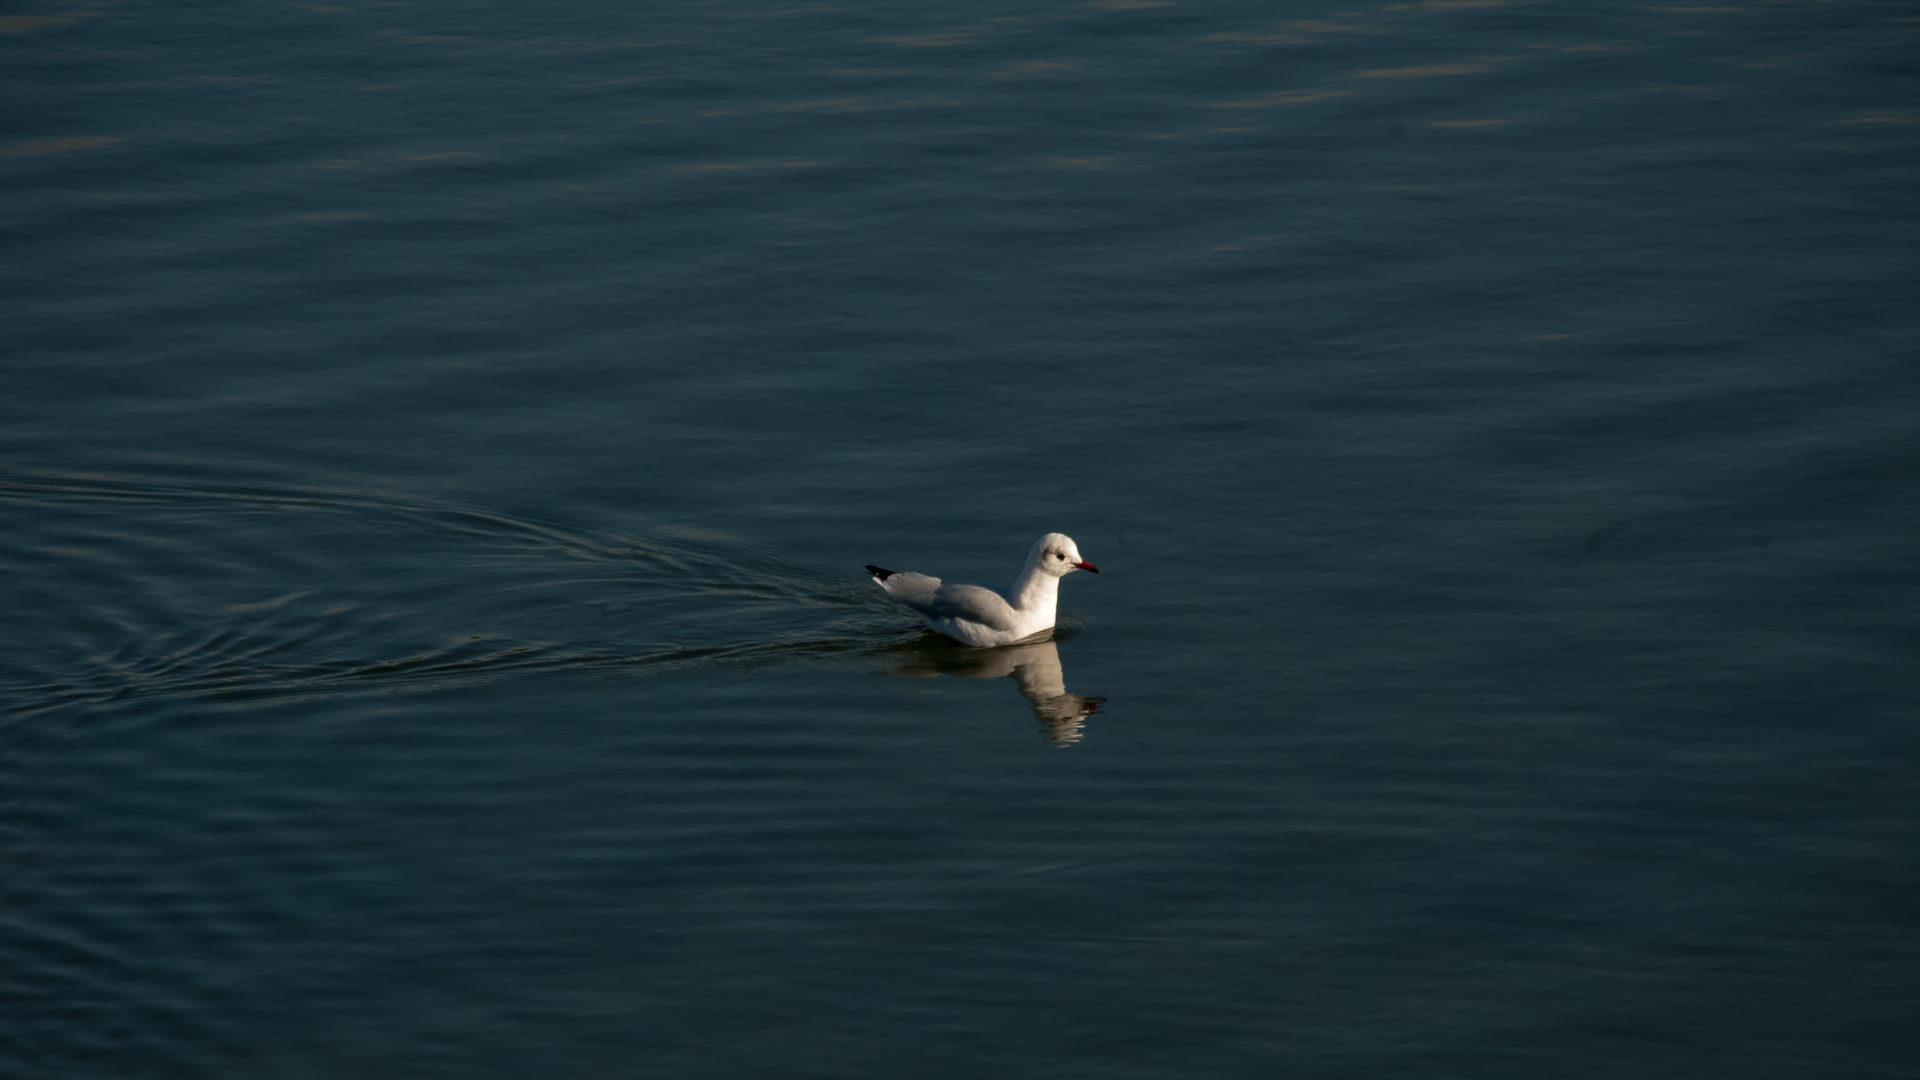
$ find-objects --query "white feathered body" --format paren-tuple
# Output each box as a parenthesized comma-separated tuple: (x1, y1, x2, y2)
(867, 533, 1095, 647)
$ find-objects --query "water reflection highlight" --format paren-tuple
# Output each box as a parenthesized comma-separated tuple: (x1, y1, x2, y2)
(887, 635, 1105, 746)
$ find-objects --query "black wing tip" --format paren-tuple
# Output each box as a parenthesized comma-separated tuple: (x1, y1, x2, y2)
(865, 564, 894, 581)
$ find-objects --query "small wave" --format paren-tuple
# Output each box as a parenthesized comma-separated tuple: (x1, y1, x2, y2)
(0, 467, 894, 721)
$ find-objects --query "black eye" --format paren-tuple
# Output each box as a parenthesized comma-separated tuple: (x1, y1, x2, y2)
(1056, 553, 1066, 560)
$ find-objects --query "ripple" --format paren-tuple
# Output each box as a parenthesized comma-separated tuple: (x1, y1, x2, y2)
(0, 467, 889, 720)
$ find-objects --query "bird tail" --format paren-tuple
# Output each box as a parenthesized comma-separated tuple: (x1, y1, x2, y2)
(864, 564, 894, 581)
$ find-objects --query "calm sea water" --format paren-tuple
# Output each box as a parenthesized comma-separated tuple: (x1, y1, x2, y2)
(4, 1, 1916, 1076)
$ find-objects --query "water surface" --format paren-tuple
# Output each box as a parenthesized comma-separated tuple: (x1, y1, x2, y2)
(4, 1, 1916, 1076)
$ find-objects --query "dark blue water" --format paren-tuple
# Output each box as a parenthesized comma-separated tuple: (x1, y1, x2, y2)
(5, 2, 1916, 1076)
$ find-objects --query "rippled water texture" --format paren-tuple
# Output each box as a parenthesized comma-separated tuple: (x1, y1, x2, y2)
(5, 1, 1916, 1077)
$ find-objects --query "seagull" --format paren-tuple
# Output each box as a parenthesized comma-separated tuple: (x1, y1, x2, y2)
(865, 532, 1099, 647)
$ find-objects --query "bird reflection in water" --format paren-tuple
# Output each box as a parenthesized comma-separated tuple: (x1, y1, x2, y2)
(887, 633, 1105, 745)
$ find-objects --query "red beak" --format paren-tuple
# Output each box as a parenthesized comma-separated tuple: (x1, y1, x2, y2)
(1074, 561, 1099, 574)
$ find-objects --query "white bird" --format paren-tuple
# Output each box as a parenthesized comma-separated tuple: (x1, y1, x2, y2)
(865, 532, 1100, 647)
